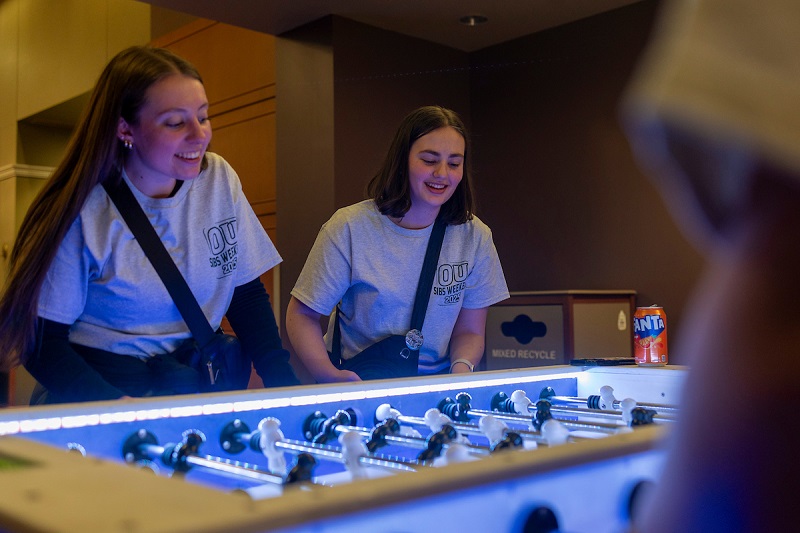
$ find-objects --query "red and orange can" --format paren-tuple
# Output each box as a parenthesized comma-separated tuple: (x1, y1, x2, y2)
(633, 305, 668, 366)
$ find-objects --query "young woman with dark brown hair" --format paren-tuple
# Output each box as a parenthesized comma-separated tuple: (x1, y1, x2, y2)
(287, 106, 509, 383)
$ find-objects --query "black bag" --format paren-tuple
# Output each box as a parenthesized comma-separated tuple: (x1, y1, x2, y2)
(171, 333, 250, 392)
(330, 218, 446, 381)
(332, 334, 418, 380)
(31, 334, 247, 405)
(145, 349, 204, 395)
(103, 180, 250, 394)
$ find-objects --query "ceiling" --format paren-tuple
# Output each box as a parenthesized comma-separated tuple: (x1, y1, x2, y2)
(144, 0, 643, 53)
(22, 0, 642, 127)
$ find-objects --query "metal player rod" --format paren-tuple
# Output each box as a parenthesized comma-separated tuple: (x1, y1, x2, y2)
(283, 439, 420, 472)
(487, 391, 671, 429)
(262, 435, 421, 473)
(489, 397, 673, 424)
(543, 404, 676, 422)
(387, 413, 551, 446)
(131, 440, 285, 485)
(221, 419, 423, 473)
(327, 421, 491, 457)
(466, 408, 624, 435)
(539, 386, 680, 417)
(125, 428, 321, 487)
(303, 410, 517, 463)
(519, 404, 631, 422)
(545, 393, 679, 416)
(180, 453, 287, 483)
(439, 392, 641, 435)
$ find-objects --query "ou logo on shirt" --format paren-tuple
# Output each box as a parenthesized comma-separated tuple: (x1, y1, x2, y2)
(205, 218, 237, 255)
(438, 262, 468, 286)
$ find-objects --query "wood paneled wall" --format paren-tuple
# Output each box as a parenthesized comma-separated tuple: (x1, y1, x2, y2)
(469, 1, 704, 361)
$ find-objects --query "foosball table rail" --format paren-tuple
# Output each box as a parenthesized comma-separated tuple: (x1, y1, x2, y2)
(0, 365, 684, 533)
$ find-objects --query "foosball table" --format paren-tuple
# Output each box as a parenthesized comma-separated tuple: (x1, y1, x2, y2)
(0, 365, 685, 533)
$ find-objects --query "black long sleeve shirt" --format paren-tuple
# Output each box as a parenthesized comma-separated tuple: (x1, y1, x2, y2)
(25, 277, 299, 403)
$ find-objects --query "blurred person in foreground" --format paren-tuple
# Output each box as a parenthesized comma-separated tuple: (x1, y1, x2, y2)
(622, 0, 800, 531)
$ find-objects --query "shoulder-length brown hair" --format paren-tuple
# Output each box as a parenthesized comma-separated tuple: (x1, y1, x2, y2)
(0, 46, 204, 369)
(366, 105, 475, 225)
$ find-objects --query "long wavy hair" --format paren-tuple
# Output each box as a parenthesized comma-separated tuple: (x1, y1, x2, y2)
(366, 105, 475, 225)
(0, 46, 204, 369)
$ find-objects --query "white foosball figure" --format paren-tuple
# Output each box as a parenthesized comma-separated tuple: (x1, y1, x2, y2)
(620, 398, 638, 427)
(598, 386, 617, 411)
(440, 443, 476, 466)
(540, 419, 570, 447)
(423, 408, 469, 445)
(257, 417, 287, 475)
(510, 389, 533, 414)
(374, 403, 400, 422)
(338, 430, 369, 480)
(375, 403, 422, 438)
(480, 414, 539, 452)
(477, 414, 507, 444)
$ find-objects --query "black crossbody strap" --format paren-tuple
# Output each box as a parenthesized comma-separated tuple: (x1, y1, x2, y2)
(409, 216, 446, 332)
(332, 217, 447, 361)
(103, 180, 215, 347)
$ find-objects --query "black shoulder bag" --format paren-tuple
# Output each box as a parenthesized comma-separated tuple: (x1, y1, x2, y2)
(329, 217, 446, 380)
(103, 180, 250, 394)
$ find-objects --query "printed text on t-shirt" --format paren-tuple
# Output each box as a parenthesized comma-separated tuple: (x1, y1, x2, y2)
(434, 262, 468, 305)
(205, 217, 239, 278)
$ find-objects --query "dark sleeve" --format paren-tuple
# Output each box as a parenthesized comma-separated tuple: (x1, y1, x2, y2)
(226, 277, 300, 387)
(24, 318, 127, 403)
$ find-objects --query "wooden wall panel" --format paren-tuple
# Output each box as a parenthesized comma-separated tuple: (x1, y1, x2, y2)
(210, 97, 276, 217)
(469, 1, 703, 360)
(152, 20, 275, 108)
(211, 94, 278, 314)
(0, 0, 19, 167)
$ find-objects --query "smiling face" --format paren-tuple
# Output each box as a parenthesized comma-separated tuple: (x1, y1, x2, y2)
(402, 126, 465, 228)
(118, 73, 211, 197)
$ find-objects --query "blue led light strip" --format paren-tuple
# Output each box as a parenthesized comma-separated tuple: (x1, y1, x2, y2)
(0, 371, 580, 436)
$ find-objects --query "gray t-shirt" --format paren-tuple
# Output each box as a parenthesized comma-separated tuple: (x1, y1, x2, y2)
(291, 200, 509, 373)
(37, 152, 281, 360)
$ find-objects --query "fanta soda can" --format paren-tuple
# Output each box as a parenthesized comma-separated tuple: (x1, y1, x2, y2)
(633, 305, 668, 366)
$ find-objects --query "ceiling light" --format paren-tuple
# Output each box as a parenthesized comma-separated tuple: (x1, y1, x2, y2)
(459, 15, 488, 27)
